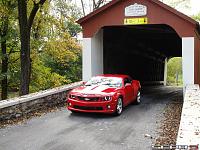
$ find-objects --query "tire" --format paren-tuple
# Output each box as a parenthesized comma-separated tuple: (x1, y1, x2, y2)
(134, 90, 141, 105)
(115, 97, 123, 116)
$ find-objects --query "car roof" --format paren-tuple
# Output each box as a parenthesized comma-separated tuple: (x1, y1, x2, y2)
(96, 74, 131, 79)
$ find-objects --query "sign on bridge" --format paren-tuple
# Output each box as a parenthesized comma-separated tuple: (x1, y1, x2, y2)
(124, 17, 148, 25)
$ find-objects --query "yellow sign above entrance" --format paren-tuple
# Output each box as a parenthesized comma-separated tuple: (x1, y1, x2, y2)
(124, 17, 148, 25)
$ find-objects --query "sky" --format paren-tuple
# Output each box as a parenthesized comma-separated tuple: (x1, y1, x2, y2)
(190, 0, 200, 15)
(174, 0, 200, 16)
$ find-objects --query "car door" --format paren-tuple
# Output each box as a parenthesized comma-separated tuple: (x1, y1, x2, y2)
(124, 78, 134, 105)
(127, 77, 134, 102)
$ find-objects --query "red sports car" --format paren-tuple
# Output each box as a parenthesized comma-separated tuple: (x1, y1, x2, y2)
(67, 74, 141, 115)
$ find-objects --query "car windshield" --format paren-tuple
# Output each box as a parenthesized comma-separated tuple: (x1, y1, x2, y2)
(85, 76, 122, 87)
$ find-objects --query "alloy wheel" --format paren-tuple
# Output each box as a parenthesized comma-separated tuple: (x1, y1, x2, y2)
(116, 97, 123, 115)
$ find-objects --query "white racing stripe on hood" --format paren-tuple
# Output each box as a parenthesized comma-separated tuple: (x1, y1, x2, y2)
(80, 85, 113, 94)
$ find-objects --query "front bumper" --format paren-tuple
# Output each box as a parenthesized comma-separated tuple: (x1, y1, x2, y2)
(67, 98, 117, 113)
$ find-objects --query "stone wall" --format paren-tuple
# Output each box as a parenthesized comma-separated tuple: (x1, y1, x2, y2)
(0, 82, 82, 121)
(176, 84, 200, 146)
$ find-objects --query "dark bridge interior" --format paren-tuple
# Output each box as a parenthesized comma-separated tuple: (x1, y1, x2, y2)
(103, 24, 182, 84)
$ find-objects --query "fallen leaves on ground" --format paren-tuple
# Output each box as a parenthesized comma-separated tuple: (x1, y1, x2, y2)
(155, 99, 183, 145)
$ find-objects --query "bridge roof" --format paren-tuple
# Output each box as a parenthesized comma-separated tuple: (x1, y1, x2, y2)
(77, 0, 199, 38)
(78, 0, 198, 25)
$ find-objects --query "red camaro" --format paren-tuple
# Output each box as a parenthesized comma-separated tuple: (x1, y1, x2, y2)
(67, 74, 141, 115)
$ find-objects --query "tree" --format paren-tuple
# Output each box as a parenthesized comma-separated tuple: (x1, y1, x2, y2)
(42, 33, 82, 83)
(0, 0, 82, 99)
(80, 0, 85, 16)
(80, 0, 110, 16)
(17, 0, 46, 96)
(167, 57, 182, 85)
(28, 0, 82, 92)
(192, 13, 200, 22)
(40, 0, 82, 84)
(0, 6, 8, 100)
(54, 0, 82, 37)
(0, 0, 18, 100)
(92, 0, 105, 10)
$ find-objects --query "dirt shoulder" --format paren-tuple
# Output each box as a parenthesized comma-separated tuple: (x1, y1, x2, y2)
(155, 98, 183, 145)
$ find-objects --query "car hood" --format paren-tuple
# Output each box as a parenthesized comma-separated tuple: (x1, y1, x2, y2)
(71, 85, 118, 96)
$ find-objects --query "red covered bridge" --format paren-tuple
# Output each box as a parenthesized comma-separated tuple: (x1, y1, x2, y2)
(77, 0, 200, 87)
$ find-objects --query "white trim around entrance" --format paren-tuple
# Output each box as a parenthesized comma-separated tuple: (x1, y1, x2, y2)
(82, 30, 103, 81)
(182, 37, 194, 88)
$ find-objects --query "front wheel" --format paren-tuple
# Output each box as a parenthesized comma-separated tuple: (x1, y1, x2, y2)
(115, 97, 123, 116)
(134, 90, 141, 105)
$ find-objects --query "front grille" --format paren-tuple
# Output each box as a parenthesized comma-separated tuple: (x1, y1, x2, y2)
(77, 96, 100, 102)
(74, 105, 103, 110)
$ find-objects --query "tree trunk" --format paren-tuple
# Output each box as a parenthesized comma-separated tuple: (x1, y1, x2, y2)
(18, 0, 31, 96)
(17, 0, 46, 96)
(1, 17, 9, 100)
(80, 0, 85, 16)
(91, 0, 105, 11)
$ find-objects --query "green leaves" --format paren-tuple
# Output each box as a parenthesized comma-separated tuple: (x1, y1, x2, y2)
(41, 32, 82, 83)
(1, 0, 82, 99)
(30, 56, 70, 92)
(192, 13, 200, 22)
(53, 0, 82, 37)
(167, 57, 182, 86)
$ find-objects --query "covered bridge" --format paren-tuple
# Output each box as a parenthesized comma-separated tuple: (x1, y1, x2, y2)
(77, 0, 200, 87)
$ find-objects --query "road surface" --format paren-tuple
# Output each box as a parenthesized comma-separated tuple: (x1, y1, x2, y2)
(0, 86, 183, 150)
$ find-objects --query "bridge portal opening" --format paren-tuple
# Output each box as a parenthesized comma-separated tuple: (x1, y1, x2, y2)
(103, 24, 182, 85)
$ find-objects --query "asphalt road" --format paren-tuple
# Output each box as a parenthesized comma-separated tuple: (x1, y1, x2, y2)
(0, 86, 183, 150)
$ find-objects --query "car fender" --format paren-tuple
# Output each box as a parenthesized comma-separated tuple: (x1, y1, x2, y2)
(113, 91, 125, 103)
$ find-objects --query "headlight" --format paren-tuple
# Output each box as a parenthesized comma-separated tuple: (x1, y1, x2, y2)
(102, 96, 112, 101)
(69, 94, 76, 99)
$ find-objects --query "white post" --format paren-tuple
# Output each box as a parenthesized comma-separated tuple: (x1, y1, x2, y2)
(91, 29, 103, 76)
(82, 38, 92, 81)
(182, 37, 194, 89)
(164, 58, 168, 86)
(82, 30, 103, 81)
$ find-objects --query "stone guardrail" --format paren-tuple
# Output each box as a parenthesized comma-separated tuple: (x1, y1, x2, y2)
(177, 84, 200, 147)
(0, 82, 83, 121)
